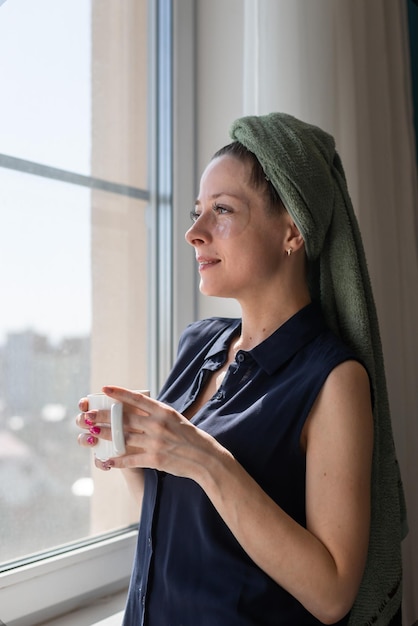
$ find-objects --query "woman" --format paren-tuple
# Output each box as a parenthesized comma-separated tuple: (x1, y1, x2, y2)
(77, 113, 405, 625)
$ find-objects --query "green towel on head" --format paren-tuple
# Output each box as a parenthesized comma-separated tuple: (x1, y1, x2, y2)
(230, 112, 407, 626)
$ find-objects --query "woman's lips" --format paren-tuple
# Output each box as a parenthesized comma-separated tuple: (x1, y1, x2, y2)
(196, 256, 220, 271)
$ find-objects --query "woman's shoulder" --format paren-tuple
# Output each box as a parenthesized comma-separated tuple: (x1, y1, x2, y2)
(184, 316, 239, 333)
(177, 317, 240, 353)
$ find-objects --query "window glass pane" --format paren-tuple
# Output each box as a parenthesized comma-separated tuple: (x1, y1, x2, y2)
(0, 171, 91, 342)
(0, 0, 150, 568)
(0, 0, 91, 175)
(0, 0, 148, 190)
(0, 171, 91, 562)
(0, 169, 149, 566)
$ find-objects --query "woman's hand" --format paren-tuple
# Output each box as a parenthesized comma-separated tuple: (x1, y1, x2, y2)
(76, 396, 106, 457)
(76, 386, 225, 479)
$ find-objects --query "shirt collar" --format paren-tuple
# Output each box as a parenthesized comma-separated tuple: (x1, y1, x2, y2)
(204, 319, 241, 366)
(202, 303, 327, 375)
(249, 302, 327, 374)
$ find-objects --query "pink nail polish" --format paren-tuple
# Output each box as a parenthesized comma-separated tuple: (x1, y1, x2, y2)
(89, 426, 101, 435)
(85, 418, 94, 426)
(86, 435, 96, 445)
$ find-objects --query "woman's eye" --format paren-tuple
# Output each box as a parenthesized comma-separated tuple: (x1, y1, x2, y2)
(213, 203, 231, 215)
(190, 205, 231, 223)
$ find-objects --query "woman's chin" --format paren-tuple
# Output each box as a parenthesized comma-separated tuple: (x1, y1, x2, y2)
(199, 282, 224, 298)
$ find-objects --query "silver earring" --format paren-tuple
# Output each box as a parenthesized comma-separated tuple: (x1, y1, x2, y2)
(286, 248, 293, 256)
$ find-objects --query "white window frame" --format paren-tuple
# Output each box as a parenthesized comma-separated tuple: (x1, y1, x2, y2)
(0, 1, 196, 624)
(0, 531, 138, 626)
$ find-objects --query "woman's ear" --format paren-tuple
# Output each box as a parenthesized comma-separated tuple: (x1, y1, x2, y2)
(286, 220, 305, 253)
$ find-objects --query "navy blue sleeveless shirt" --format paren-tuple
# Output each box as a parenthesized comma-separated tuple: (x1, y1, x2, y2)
(122, 303, 358, 626)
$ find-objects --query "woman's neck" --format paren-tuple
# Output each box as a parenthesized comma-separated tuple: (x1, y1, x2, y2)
(234, 293, 311, 352)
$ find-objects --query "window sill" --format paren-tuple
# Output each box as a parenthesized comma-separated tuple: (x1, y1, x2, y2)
(0, 530, 137, 626)
(38, 590, 126, 626)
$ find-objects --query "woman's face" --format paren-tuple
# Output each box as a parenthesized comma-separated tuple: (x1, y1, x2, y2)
(185, 155, 290, 302)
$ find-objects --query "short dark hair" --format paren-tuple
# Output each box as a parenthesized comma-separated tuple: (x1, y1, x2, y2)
(212, 141, 285, 214)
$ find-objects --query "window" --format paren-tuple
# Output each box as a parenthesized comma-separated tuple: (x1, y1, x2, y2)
(0, 0, 177, 622)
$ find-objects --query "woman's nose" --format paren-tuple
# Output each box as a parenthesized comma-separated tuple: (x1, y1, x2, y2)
(185, 213, 211, 246)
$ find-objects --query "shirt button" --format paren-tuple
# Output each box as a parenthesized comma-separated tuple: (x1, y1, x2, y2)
(214, 390, 225, 400)
(237, 352, 245, 362)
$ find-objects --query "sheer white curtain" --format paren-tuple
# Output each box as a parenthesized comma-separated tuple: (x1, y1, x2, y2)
(243, 1, 418, 623)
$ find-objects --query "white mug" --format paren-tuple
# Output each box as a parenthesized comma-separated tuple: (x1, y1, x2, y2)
(87, 390, 150, 461)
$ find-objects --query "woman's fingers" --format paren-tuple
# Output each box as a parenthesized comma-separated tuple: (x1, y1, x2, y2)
(78, 431, 99, 448)
(77, 386, 212, 478)
(76, 409, 97, 429)
(102, 386, 152, 412)
(78, 397, 89, 412)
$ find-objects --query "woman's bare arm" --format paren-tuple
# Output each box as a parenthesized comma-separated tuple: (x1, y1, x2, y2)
(120, 468, 145, 507)
(196, 360, 373, 623)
